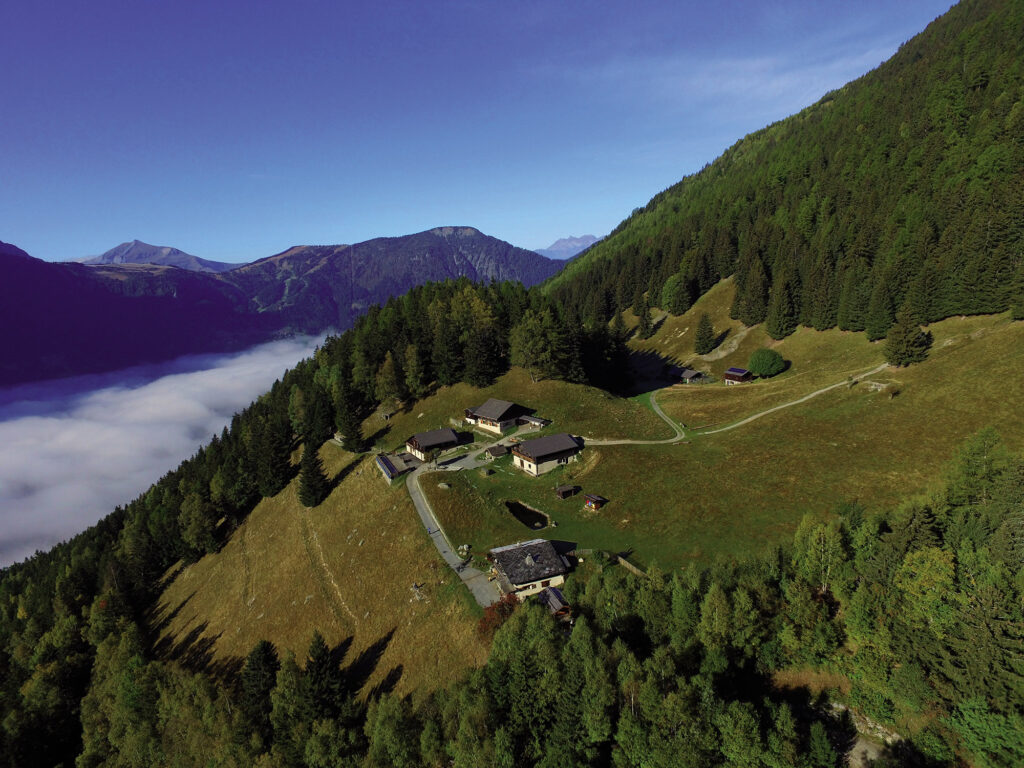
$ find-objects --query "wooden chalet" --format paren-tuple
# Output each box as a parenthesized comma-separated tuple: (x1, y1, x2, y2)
(511, 433, 582, 476)
(464, 398, 521, 434)
(723, 367, 753, 385)
(489, 539, 570, 597)
(583, 494, 608, 511)
(405, 428, 459, 461)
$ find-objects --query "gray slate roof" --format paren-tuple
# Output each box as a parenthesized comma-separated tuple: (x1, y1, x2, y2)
(490, 539, 569, 586)
(469, 398, 518, 421)
(513, 433, 581, 462)
(407, 427, 458, 451)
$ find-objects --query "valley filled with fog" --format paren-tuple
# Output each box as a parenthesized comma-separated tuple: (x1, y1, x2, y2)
(0, 336, 323, 566)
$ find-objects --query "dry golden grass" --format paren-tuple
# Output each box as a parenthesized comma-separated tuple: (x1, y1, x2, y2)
(154, 444, 487, 697)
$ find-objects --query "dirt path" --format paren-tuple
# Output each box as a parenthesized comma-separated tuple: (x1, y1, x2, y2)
(297, 509, 358, 626)
(701, 363, 888, 435)
(701, 325, 753, 361)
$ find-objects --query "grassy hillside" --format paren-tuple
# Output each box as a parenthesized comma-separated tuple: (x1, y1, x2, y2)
(422, 306, 1024, 569)
(155, 443, 487, 697)
(368, 366, 674, 450)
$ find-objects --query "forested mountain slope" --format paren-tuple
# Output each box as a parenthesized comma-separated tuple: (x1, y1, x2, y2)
(548, 0, 1024, 335)
(223, 226, 564, 332)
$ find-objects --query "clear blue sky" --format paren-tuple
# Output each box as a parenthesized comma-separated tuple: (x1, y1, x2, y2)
(1, 0, 952, 262)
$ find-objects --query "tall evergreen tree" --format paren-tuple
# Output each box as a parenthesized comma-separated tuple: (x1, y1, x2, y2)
(865, 280, 895, 341)
(240, 639, 281, 748)
(403, 343, 428, 399)
(884, 306, 933, 366)
(765, 276, 797, 339)
(636, 292, 654, 339)
(694, 313, 717, 355)
(837, 261, 872, 331)
(298, 443, 331, 508)
(305, 631, 340, 720)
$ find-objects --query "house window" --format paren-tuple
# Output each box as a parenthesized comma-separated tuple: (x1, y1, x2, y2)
(542, 580, 551, 588)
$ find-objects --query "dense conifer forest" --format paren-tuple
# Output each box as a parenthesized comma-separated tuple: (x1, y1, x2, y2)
(548, 0, 1024, 338)
(2, 1, 1023, 765)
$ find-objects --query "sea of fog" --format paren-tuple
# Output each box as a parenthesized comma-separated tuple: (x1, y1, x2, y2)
(0, 336, 324, 567)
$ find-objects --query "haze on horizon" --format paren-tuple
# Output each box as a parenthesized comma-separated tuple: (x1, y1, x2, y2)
(1, 0, 952, 263)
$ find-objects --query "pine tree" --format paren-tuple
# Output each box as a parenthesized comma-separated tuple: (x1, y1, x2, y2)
(765, 276, 797, 339)
(865, 280, 895, 341)
(694, 313, 716, 355)
(240, 640, 280, 748)
(332, 371, 364, 452)
(884, 306, 932, 366)
(837, 262, 872, 331)
(305, 630, 340, 720)
(735, 255, 769, 326)
(403, 343, 427, 399)
(298, 442, 331, 508)
(636, 293, 654, 339)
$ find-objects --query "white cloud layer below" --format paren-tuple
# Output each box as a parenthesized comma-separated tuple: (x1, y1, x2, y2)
(0, 337, 323, 567)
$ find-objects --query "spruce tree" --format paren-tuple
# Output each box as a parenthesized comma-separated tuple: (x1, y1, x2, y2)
(403, 343, 427, 399)
(735, 255, 769, 326)
(884, 307, 932, 367)
(636, 293, 654, 339)
(765, 277, 797, 340)
(694, 313, 716, 355)
(865, 280, 895, 341)
(836, 262, 871, 331)
(305, 630, 340, 720)
(240, 640, 280, 748)
(298, 442, 331, 508)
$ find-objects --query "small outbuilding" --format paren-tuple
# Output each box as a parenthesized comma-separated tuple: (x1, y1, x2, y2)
(538, 586, 572, 620)
(511, 433, 582, 476)
(405, 428, 459, 461)
(465, 398, 521, 434)
(485, 445, 509, 460)
(583, 494, 608, 511)
(489, 539, 571, 597)
(555, 484, 580, 500)
(723, 367, 753, 385)
(375, 452, 419, 483)
(517, 414, 551, 428)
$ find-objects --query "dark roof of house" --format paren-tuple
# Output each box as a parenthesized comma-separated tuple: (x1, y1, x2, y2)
(469, 398, 518, 421)
(680, 368, 703, 379)
(725, 367, 750, 376)
(490, 539, 569, 585)
(555, 484, 578, 494)
(376, 455, 400, 479)
(486, 445, 508, 457)
(512, 433, 581, 462)
(584, 494, 608, 504)
(407, 428, 458, 451)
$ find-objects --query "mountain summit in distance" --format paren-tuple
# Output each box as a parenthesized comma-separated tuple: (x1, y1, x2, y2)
(0, 226, 566, 386)
(81, 239, 244, 273)
(534, 234, 599, 260)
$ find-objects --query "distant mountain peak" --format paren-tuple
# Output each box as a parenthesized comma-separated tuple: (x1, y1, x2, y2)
(83, 241, 244, 273)
(534, 234, 600, 260)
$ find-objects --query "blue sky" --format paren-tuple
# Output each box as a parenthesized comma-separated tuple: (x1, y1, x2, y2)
(1, 1, 952, 263)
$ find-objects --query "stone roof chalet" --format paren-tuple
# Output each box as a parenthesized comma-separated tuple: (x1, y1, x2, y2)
(489, 539, 570, 587)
